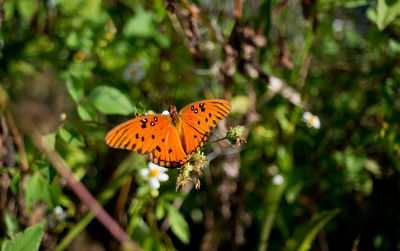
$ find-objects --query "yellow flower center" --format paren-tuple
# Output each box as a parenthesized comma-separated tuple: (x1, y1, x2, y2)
(150, 169, 159, 177)
(308, 115, 315, 125)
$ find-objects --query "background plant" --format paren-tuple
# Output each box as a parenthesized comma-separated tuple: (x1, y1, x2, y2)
(1, 0, 400, 250)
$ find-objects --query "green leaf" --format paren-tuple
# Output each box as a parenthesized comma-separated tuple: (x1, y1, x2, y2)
(258, 178, 287, 251)
(368, 0, 400, 30)
(4, 212, 18, 237)
(25, 173, 53, 208)
(87, 85, 134, 115)
(155, 200, 165, 220)
(277, 146, 293, 173)
(58, 128, 85, 147)
(123, 8, 154, 38)
(3, 220, 46, 251)
(65, 74, 84, 102)
(317, 0, 369, 9)
(166, 203, 190, 244)
(42, 133, 56, 151)
(378, 0, 400, 30)
(35, 160, 57, 183)
(283, 209, 341, 251)
(4, 1, 15, 21)
(10, 171, 20, 195)
(16, 0, 37, 22)
(77, 102, 98, 121)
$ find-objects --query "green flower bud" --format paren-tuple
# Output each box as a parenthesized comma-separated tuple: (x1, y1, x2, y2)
(226, 126, 247, 147)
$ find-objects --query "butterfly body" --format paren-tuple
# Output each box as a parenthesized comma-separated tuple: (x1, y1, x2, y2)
(105, 99, 231, 168)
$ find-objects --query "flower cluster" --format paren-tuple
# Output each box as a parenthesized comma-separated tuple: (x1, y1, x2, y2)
(176, 152, 207, 191)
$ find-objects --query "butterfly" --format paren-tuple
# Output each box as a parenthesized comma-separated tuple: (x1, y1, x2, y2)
(105, 99, 231, 168)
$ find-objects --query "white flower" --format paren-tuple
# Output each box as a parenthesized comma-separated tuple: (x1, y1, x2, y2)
(162, 110, 170, 115)
(123, 60, 146, 83)
(332, 19, 344, 32)
(272, 174, 284, 185)
(47, 206, 67, 227)
(302, 111, 321, 129)
(140, 162, 169, 190)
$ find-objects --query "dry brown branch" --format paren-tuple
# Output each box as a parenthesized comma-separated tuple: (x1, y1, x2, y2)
(180, 0, 223, 42)
(234, 0, 243, 19)
(0, 88, 29, 171)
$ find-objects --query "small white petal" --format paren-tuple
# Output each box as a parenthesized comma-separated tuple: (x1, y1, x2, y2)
(312, 117, 321, 129)
(155, 165, 168, 173)
(149, 177, 160, 189)
(302, 112, 312, 121)
(140, 168, 149, 177)
(148, 162, 159, 170)
(157, 172, 169, 182)
(162, 110, 170, 115)
(54, 206, 63, 215)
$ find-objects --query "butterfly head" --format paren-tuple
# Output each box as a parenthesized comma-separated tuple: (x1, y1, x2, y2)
(168, 105, 180, 126)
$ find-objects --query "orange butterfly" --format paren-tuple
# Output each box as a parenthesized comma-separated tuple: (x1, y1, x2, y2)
(105, 99, 231, 168)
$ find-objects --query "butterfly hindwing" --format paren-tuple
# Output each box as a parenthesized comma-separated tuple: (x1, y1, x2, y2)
(149, 127, 188, 168)
(180, 99, 231, 155)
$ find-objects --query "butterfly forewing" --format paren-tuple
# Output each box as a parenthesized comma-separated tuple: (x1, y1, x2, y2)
(180, 99, 231, 155)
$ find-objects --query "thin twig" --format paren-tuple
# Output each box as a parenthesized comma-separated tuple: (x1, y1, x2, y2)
(273, 0, 289, 16)
(0, 0, 4, 30)
(234, 0, 243, 19)
(206, 136, 227, 145)
(0, 98, 29, 171)
(180, 0, 223, 42)
(114, 175, 132, 219)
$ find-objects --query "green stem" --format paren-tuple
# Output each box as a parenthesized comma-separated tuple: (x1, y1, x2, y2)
(56, 213, 95, 251)
(257, 181, 287, 251)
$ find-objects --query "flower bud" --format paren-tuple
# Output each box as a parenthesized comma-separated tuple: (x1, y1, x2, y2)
(226, 126, 247, 147)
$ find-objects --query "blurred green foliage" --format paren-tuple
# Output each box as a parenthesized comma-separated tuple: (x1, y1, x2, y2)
(1, 0, 400, 250)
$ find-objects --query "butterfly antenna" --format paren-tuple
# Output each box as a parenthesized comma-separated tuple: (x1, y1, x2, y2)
(173, 76, 180, 105)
